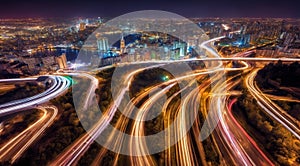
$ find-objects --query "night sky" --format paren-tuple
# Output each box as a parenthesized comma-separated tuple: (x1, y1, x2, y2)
(1, 0, 300, 18)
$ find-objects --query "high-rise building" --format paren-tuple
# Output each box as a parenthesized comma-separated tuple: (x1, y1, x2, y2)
(173, 41, 187, 57)
(97, 36, 109, 52)
(171, 48, 180, 60)
(56, 53, 67, 69)
(241, 25, 247, 35)
(79, 22, 86, 31)
(120, 34, 126, 54)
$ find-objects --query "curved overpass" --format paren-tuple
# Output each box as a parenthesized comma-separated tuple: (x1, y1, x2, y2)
(0, 76, 70, 116)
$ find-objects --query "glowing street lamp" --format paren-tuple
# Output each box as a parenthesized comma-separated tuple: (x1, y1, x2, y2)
(162, 75, 169, 81)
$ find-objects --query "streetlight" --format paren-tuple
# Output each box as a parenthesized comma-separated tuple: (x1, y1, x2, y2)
(162, 75, 169, 81)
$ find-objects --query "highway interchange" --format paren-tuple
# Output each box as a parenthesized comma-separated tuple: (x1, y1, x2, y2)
(0, 35, 300, 165)
(0, 76, 70, 163)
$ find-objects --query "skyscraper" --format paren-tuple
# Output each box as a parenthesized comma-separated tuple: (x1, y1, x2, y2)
(173, 41, 187, 58)
(97, 36, 109, 52)
(120, 34, 126, 54)
(79, 22, 86, 31)
(56, 53, 67, 69)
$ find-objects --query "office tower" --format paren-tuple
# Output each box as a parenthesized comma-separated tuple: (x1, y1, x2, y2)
(97, 36, 109, 52)
(79, 22, 86, 31)
(56, 53, 67, 69)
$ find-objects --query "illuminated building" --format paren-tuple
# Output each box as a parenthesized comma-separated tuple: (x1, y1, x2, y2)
(97, 17, 103, 24)
(96, 36, 109, 52)
(171, 48, 180, 60)
(236, 34, 251, 46)
(120, 34, 126, 54)
(79, 22, 86, 31)
(173, 41, 187, 58)
(283, 33, 296, 51)
(56, 53, 67, 69)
